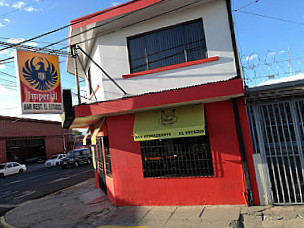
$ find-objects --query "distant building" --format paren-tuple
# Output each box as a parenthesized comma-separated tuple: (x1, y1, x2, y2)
(0, 116, 64, 163)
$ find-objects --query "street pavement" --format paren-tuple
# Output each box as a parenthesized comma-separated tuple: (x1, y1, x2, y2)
(1, 178, 304, 228)
(0, 163, 93, 216)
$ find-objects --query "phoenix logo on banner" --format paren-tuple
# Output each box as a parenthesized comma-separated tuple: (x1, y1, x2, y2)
(15, 49, 63, 114)
(23, 57, 58, 91)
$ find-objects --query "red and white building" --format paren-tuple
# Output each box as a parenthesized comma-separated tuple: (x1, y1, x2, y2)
(65, 0, 260, 206)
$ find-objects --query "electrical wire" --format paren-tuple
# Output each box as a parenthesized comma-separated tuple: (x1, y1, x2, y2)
(234, 0, 260, 12)
(0, 70, 16, 78)
(57, 0, 205, 52)
(237, 10, 304, 26)
(0, 37, 66, 46)
(1, 0, 202, 59)
(0, 0, 155, 53)
(0, 2, 39, 17)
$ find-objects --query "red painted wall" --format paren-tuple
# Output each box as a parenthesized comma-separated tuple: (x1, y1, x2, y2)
(45, 137, 64, 160)
(105, 100, 247, 206)
(0, 140, 6, 163)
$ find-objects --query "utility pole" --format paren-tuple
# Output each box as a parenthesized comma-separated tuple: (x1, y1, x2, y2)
(71, 45, 81, 104)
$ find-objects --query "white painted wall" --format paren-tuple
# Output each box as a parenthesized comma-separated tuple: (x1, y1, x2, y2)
(252, 154, 271, 205)
(87, 0, 238, 101)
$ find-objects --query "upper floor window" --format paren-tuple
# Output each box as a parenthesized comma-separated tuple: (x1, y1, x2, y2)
(127, 19, 207, 73)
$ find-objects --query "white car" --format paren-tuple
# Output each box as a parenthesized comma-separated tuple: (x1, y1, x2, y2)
(45, 154, 66, 167)
(0, 162, 27, 177)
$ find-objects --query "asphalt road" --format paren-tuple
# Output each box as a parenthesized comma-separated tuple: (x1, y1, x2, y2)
(0, 162, 94, 216)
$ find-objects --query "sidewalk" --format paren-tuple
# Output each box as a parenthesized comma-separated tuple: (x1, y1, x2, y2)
(1, 178, 304, 228)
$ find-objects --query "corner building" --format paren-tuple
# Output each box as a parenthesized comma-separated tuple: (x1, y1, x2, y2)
(65, 0, 260, 206)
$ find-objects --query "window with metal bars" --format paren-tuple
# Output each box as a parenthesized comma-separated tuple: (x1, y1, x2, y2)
(103, 136, 112, 177)
(127, 19, 207, 73)
(140, 135, 213, 178)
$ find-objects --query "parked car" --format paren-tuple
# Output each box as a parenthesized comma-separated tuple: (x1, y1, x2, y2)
(45, 153, 66, 167)
(60, 148, 92, 169)
(0, 162, 27, 177)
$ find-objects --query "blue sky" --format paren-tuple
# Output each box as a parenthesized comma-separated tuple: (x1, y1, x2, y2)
(0, 0, 303, 120)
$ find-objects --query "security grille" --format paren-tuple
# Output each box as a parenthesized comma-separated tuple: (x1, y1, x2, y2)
(140, 136, 213, 178)
(248, 100, 304, 204)
(103, 136, 112, 177)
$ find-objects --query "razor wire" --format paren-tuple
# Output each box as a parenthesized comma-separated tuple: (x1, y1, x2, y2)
(241, 50, 304, 87)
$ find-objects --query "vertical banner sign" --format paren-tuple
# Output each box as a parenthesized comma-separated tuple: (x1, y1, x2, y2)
(15, 49, 63, 114)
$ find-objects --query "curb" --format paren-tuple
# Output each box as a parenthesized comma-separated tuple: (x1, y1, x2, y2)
(0, 200, 34, 228)
(0, 216, 17, 228)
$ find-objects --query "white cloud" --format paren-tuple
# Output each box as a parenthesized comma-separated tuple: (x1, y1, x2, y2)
(0, 63, 5, 69)
(25, 6, 37, 12)
(0, 85, 12, 95)
(0, 49, 9, 55)
(1, 1, 38, 12)
(6, 38, 25, 44)
(25, 41, 38, 47)
(0, 1, 9, 7)
(0, 22, 5, 27)
(3, 18, 10, 23)
(12, 1, 25, 9)
(111, 2, 121, 6)
(244, 54, 258, 61)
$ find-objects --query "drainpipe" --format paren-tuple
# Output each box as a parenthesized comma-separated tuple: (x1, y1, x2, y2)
(232, 98, 253, 206)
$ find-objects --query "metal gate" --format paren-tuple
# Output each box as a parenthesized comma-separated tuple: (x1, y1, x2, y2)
(248, 100, 304, 204)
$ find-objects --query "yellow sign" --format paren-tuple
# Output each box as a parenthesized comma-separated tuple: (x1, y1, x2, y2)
(133, 104, 205, 141)
(15, 49, 63, 114)
(91, 119, 104, 170)
(83, 126, 91, 146)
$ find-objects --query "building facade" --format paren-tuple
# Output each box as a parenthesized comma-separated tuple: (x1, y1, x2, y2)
(0, 116, 64, 163)
(65, 0, 259, 206)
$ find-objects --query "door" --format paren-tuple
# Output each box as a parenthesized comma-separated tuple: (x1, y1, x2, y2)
(5, 163, 14, 176)
(96, 137, 107, 195)
(248, 100, 304, 204)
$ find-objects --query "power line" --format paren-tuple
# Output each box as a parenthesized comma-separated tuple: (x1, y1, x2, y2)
(0, 57, 14, 63)
(0, 2, 39, 17)
(44, 0, 169, 50)
(0, 36, 66, 46)
(0, 0, 196, 58)
(0, 70, 16, 79)
(234, 0, 260, 11)
(237, 10, 304, 26)
(0, 77, 16, 84)
(0, 0, 152, 53)
(0, 40, 67, 61)
(58, 0, 204, 51)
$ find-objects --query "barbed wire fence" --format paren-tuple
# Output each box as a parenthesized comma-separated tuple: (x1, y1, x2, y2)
(241, 49, 304, 87)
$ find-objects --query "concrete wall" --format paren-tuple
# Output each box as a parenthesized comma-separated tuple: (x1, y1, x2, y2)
(87, 0, 237, 101)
